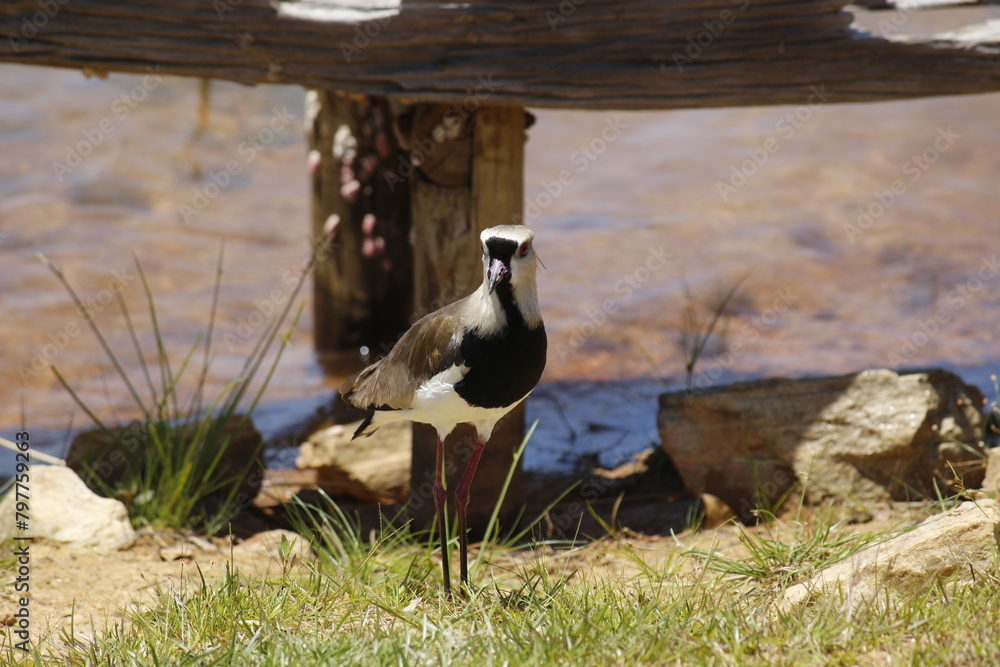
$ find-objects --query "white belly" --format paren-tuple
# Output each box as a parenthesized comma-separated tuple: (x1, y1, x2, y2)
(370, 364, 524, 441)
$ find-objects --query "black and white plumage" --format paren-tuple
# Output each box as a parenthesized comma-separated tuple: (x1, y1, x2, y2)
(340, 224, 546, 594)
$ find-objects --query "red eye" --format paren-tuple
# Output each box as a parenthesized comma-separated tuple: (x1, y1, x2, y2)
(519, 242, 530, 257)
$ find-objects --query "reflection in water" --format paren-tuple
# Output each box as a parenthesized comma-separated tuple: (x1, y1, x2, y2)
(2, 8, 999, 473)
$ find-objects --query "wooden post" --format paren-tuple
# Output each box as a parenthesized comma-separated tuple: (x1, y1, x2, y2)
(408, 104, 528, 536)
(307, 90, 412, 353)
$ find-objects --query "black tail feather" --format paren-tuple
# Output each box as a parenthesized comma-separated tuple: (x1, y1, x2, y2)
(353, 412, 376, 439)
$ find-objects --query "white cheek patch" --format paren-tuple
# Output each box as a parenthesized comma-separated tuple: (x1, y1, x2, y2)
(466, 288, 507, 337)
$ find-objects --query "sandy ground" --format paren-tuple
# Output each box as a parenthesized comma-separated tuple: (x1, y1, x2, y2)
(0, 492, 934, 660)
(0, 528, 311, 657)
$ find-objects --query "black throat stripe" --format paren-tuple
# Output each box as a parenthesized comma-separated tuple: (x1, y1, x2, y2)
(485, 237, 519, 264)
(455, 278, 546, 410)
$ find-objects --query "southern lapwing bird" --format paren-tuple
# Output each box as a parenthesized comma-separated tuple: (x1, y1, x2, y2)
(340, 224, 546, 594)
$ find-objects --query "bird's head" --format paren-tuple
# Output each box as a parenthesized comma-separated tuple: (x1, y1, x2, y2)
(480, 225, 539, 297)
(470, 225, 543, 332)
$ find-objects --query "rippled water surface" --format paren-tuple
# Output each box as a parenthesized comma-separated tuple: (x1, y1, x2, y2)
(3, 8, 999, 473)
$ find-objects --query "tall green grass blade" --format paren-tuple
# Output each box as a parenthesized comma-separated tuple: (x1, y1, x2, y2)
(116, 289, 158, 410)
(680, 270, 750, 387)
(39, 252, 152, 421)
(185, 243, 226, 425)
(131, 250, 178, 419)
(222, 248, 317, 414)
(46, 242, 315, 533)
(240, 303, 305, 419)
(50, 365, 113, 437)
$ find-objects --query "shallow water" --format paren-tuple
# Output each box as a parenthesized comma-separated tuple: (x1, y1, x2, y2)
(2, 8, 999, 475)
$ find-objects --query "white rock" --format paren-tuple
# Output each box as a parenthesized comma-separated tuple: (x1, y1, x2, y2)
(780, 499, 1000, 612)
(0, 466, 135, 550)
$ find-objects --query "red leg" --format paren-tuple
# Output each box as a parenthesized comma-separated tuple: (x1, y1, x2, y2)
(433, 433, 451, 596)
(455, 437, 488, 589)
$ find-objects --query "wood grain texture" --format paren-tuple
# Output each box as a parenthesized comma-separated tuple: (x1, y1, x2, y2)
(308, 91, 413, 352)
(472, 106, 525, 232)
(853, 1, 999, 9)
(3, 1, 1000, 109)
(409, 103, 477, 317)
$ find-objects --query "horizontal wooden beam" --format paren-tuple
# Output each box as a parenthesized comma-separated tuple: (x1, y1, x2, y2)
(2, 0, 1000, 109)
(852, 1, 1000, 9)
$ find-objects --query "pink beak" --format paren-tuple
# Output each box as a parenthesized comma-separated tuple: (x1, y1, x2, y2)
(487, 258, 510, 294)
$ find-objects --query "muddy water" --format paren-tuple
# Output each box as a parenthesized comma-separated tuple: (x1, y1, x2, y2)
(2, 8, 999, 474)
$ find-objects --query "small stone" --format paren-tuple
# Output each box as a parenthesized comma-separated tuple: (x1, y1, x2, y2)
(847, 510, 874, 525)
(234, 529, 312, 560)
(159, 545, 195, 561)
(699, 493, 736, 529)
(0, 466, 135, 550)
(982, 448, 1000, 497)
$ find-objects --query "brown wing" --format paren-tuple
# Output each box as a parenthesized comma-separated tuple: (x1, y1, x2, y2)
(339, 299, 467, 410)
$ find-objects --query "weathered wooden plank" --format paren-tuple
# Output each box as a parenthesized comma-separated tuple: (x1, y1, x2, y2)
(3, 0, 1000, 109)
(854, 0, 1000, 9)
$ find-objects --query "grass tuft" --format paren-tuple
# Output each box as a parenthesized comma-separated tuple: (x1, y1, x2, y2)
(683, 508, 891, 594)
(678, 272, 748, 388)
(41, 244, 314, 533)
